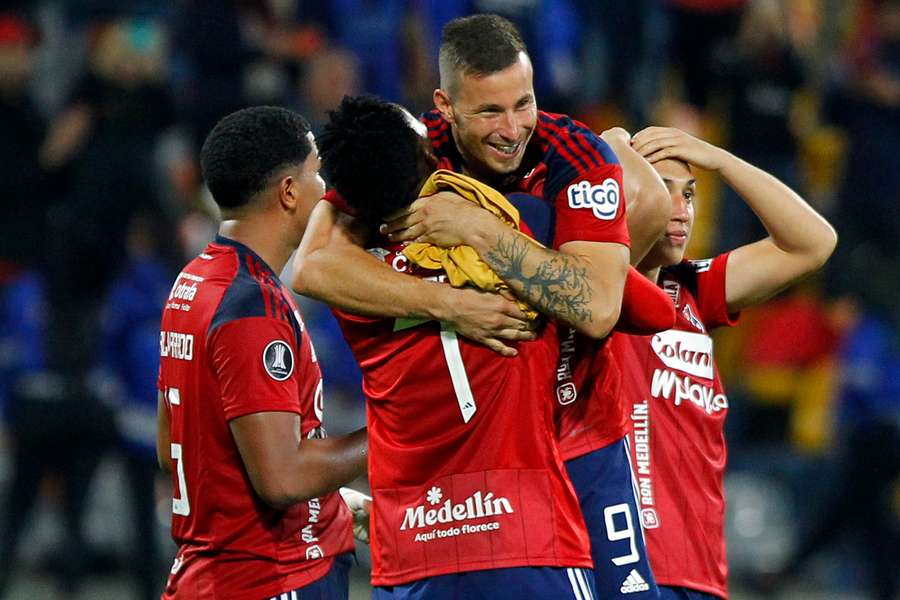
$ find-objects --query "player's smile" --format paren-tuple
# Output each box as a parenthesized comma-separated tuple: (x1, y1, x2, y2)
(485, 138, 525, 160)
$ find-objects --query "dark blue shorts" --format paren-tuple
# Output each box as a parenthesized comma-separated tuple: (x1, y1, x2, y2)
(565, 437, 660, 599)
(658, 585, 721, 600)
(373, 565, 597, 600)
(265, 552, 353, 600)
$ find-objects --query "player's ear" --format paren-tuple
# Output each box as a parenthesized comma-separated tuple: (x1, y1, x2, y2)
(433, 88, 454, 123)
(278, 175, 298, 211)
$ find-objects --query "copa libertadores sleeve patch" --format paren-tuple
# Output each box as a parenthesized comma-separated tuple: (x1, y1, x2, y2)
(263, 340, 294, 381)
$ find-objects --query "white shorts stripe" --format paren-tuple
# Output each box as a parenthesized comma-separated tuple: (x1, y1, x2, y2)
(291, 592, 298, 600)
(567, 567, 584, 600)
(575, 568, 593, 600)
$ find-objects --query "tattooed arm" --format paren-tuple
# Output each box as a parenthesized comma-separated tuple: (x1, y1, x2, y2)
(382, 193, 628, 338)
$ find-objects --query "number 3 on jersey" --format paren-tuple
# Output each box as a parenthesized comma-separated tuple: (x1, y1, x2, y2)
(171, 442, 191, 516)
(167, 387, 191, 516)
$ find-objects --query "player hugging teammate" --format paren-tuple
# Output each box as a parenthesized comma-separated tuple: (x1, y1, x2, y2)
(157, 13, 836, 600)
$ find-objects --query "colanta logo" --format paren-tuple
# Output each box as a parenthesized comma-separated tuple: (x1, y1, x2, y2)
(400, 486, 514, 530)
(651, 329, 713, 379)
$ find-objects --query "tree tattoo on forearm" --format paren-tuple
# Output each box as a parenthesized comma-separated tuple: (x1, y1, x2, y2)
(485, 232, 593, 325)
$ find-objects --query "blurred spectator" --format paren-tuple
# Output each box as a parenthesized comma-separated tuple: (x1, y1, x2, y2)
(171, 0, 267, 150)
(665, 0, 747, 128)
(766, 296, 900, 599)
(40, 18, 176, 304)
(715, 0, 806, 251)
(571, 0, 664, 126)
(93, 211, 175, 600)
(824, 0, 900, 333)
(325, 0, 407, 102)
(737, 287, 841, 450)
(0, 12, 50, 281)
(0, 268, 116, 600)
(293, 47, 361, 134)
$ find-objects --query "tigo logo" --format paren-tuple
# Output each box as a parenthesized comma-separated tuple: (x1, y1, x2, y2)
(567, 178, 620, 220)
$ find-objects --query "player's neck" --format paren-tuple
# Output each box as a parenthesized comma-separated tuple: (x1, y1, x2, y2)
(218, 217, 294, 275)
(641, 266, 662, 284)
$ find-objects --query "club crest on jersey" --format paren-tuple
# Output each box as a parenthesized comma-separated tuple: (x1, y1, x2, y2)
(263, 340, 294, 381)
(641, 508, 659, 529)
(556, 382, 577, 405)
(566, 178, 620, 220)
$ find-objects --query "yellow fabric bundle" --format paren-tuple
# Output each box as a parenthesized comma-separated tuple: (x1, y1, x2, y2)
(402, 170, 541, 320)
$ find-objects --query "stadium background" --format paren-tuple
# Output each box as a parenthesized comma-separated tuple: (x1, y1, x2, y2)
(0, 0, 897, 598)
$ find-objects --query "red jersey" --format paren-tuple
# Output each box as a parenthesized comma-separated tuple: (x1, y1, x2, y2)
(553, 330, 628, 460)
(158, 236, 354, 600)
(424, 109, 633, 460)
(615, 255, 738, 598)
(332, 240, 592, 586)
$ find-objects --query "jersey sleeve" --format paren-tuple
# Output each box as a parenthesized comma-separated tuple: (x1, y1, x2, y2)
(694, 253, 740, 329)
(208, 316, 303, 421)
(551, 162, 631, 249)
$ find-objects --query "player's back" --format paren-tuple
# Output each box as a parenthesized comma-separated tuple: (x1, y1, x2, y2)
(158, 236, 353, 599)
(333, 240, 591, 587)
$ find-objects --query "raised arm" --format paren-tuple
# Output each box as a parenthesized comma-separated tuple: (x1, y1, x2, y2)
(291, 200, 536, 356)
(230, 413, 367, 510)
(632, 127, 837, 312)
(600, 127, 670, 265)
(382, 196, 629, 339)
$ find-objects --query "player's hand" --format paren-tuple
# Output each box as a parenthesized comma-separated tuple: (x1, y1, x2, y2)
(631, 126, 727, 171)
(339, 487, 372, 544)
(600, 126, 632, 147)
(380, 191, 491, 247)
(443, 287, 538, 357)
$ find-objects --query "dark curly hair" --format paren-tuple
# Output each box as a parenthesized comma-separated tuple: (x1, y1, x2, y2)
(200, 106, 312, 210)
(318, 95, 426, 226)
(439, 14, 527, 93)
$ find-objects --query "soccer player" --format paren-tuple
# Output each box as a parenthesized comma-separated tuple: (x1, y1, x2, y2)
(156, 106, 367, 600)
(316, 95, 597, 599)
(293, 15, 671, 599)
(617, 126, 837, 600)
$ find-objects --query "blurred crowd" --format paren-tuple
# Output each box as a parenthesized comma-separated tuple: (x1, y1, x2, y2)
(0, 0, 897, 599)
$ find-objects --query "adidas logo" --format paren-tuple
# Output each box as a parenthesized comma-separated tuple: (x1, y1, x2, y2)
(620, 568, 650, 594)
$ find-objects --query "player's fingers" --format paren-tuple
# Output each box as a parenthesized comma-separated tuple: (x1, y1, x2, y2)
(630, 127, 665, 147)
(493, 328, 537, 342)
(632, 134, 677, 157)
(643, 148, 675, 164)
(630, 137, 663, 157)
(495, 302, 530, 322)
(482, 337, 518, 357)
(380, 217, 415, 236)
(387, 223, 424, 242)
(384, 199, 426, 221)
